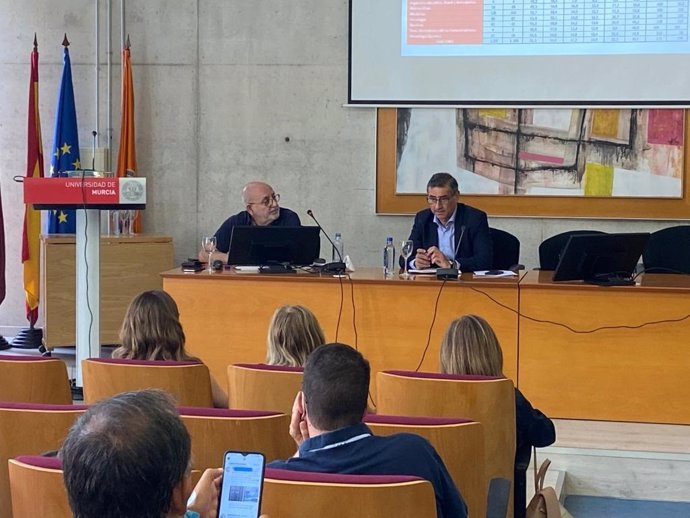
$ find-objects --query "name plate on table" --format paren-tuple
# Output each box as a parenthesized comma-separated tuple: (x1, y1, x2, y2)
(24, 177, 146, 210)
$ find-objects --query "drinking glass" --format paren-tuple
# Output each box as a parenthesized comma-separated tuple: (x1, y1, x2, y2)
(202, 236, 217, 273)
(118, 209, 131, 236)
(109, 210, 121, 236)
(127, 210, 138, 235)
(401, 240, 414, 279)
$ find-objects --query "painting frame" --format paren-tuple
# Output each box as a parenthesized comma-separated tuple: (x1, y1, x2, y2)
(376, 108, 690, 218)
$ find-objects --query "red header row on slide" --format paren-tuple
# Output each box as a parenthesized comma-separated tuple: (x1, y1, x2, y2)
(408, 1, 484, 45)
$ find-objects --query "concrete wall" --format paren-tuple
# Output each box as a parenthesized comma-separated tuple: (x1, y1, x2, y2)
(0, 0, 685, 331)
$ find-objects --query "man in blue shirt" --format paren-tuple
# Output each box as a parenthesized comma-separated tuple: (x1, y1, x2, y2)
(201, 181, 301, 262)
(268, 343, 468, 518)
(405, 172, 492, 272)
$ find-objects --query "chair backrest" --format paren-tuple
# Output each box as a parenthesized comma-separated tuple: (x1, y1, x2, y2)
(82, 358, 213, 407)
(538, 230, 605, 270)
(8, 456, 70, 518)
(0, 402, 86, 518)
(364, 414, 486, 518)
(178, 406, 294, 467)
(8, 455, 202, 518)
(490, 228, 520, 270)
(642, 225, 690, 274)
(0, 355, 72, 405)
(376, 370, 516, 518)
(262, 468, 438, 518)
(227, 363, 303, 414)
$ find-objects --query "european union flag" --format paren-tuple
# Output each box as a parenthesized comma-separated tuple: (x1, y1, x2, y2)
(48, 40, 80, 234)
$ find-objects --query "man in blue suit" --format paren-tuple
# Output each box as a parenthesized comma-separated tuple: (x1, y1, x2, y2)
(405, 172, 492, 272)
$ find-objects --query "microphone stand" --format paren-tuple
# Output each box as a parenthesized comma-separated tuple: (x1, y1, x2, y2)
(436, 225, 465, 280)
(306, 209, 346, 274)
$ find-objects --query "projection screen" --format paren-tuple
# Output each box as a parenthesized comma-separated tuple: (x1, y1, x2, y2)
(349, 0, 690, 106)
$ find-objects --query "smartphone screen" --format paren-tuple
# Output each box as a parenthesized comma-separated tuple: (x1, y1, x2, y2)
(218, 451, 265, 518)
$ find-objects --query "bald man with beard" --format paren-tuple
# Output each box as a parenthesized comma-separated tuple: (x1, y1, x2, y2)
(201, 181, 301, 263)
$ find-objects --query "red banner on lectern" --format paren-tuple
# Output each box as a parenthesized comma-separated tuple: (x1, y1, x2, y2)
(23, 177, 146, 207)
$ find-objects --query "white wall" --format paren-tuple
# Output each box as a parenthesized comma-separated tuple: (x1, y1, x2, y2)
(0, 0, 685, 332)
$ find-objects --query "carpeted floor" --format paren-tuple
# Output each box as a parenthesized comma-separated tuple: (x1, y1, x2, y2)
(564, 495, 690, 518)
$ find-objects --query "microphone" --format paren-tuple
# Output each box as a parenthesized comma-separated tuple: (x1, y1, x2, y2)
(453, 225, 466, 264)
(437, 224, 466, 280)
(306, 209, 346, 274)
(91, 130, 98, 170)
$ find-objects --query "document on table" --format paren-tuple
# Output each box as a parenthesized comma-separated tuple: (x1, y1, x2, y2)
(233, 266, 261, 273)
(473, 270, 518, 278)
(409, 268, 437, 274)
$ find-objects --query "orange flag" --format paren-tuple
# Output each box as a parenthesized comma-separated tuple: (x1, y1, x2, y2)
(115, 38, 140, 232)
(22, 35, 44, 325)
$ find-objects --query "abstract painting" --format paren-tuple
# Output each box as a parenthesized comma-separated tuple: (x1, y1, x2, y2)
(396, 108, 684, 198)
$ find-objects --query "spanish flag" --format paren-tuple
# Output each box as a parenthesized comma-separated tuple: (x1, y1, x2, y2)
(22, 35, 44, 325)
(116, 37, 140, 233)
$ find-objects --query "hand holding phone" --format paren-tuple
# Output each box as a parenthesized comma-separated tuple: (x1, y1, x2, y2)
(218, 451, 265, 518)
(187, 468, 222, 518)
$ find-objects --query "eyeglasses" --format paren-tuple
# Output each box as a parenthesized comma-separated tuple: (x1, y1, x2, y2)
(248, 193, 280, 207)
(426, 195, 453, 205)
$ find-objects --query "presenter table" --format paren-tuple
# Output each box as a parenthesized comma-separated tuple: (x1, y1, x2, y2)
(518, 271, 690, 425)
(161, 268, 521, 397)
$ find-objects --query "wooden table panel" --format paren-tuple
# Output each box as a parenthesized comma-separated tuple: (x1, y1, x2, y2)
(518, 270, 690, 424)
(42, 234, 174, 348)
(162, 269, 521, 400)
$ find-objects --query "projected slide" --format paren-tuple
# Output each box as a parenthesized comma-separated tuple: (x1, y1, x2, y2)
(403, 0, 690, 56)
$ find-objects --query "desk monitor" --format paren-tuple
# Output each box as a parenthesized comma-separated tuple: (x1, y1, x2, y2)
(227, 226, 320, 266)
(553, 232, 650, 285)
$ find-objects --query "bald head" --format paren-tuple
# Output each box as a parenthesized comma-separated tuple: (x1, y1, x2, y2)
(242, 182, 273, 204)
(242, 182, 281, 226)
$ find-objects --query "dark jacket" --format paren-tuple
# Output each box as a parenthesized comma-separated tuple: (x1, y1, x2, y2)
(268, 422, 467, 518)
(514, 388, 556, 518)
(404, 204, 493, 271)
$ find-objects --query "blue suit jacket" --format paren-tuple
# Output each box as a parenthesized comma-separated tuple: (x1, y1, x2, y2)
(405, 204, 493, 272)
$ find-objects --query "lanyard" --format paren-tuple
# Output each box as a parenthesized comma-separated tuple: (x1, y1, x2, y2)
(308, 433, 372, 453)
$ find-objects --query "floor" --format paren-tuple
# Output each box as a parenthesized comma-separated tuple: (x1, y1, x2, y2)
(564, 495, 690, 518)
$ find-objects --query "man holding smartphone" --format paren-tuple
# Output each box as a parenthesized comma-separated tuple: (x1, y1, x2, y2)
(268, 343, 468, 518)
(61, 390, 227, 518)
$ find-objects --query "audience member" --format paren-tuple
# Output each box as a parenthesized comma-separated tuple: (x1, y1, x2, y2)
(266, 305, 325, 367)
(203, 181, 301, 262)
(440, 314, 556, 518)
(60, 389, 222, 518)
(268, 343, 467, 518)
(404, 172, 492, 272)
(113, 290, 228, 408)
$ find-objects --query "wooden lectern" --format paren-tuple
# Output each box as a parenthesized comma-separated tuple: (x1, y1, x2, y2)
(23, 176, 146, 386)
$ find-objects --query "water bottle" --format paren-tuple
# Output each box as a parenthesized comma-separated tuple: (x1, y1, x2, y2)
(383, 236, 395, 277)
(332, 232, 344, 262)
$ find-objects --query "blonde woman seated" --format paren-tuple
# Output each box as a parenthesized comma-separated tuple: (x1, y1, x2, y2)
(266, 305, 326, 367)
(440, 314, 555, 518)
(113, 290, 228, 408)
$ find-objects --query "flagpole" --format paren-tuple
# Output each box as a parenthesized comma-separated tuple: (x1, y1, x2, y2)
(95, 0, 100, 148)
(120, 0, 125, 50)
(14, 34, 46, 350)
